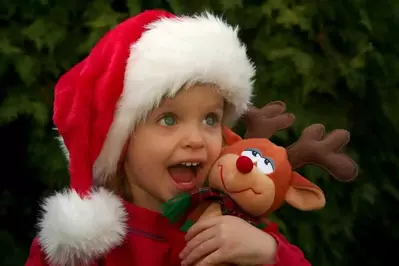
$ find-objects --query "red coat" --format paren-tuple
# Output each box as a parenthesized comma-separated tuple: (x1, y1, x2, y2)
(25, 202, 311, 266)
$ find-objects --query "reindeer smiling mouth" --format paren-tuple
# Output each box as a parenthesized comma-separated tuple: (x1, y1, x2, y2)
(218, 164, 262, 195)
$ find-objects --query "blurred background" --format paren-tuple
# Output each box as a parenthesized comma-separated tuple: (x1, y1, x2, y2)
(1, 0, 398, 265)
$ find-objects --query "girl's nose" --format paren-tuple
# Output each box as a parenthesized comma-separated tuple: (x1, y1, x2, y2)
(236, 155, 254, 174)
(184, 127, 205, 150)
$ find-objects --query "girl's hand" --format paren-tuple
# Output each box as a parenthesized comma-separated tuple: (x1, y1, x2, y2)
(179, 215, 277, 266)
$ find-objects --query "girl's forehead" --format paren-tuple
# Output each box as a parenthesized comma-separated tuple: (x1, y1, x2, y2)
(159, 84, 225, 106)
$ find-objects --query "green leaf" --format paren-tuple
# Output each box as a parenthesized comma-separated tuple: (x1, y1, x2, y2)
(261, 0, 285, 17)
(379, 87, 399, 131)
(383, 182, 399, 202)
(126, 0, 142, 15)
(220, 0, 243, 10)
(294, 5, 312, 31)
(292, 50, 314, 75)
(84, 1, 125, 29)
(349, 55, 365, 69)
(266, 47, 295, 60)
(350, 42, 373, 69)
(264, 47, 314, 76)
(276, 8, 301, 28)
(22, 19, 47, 50)
(297, 223, 314, 254)
(78, 30, 108, 53)
(168, 0, 185, 14)
(345, 69, 366, 92)
(0, 38, 22, 55)
(22, 18, 67, 52)
(0, 95, 48, 126)
(361, 183, 378, 205)
(359, 9, 372, 32)
(302, 76, 317, 97)
(13, 55, 37, 86)
(86, 13, 124, 28)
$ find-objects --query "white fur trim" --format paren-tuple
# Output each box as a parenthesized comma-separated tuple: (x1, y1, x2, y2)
(38, 187, 127, 265)
(93, 12, 255, 183)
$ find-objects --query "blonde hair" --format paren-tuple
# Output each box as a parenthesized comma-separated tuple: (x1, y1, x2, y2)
(103, 167, 134, 202)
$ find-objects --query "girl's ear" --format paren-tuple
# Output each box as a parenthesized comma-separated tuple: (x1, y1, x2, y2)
(222, 125, 242, 145)
(285, 172, 326, 210)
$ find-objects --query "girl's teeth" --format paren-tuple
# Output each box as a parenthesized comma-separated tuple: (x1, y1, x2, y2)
(182, 162, 199, 167)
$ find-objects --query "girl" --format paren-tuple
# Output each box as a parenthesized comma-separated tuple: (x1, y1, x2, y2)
(26, 10, 311, 266)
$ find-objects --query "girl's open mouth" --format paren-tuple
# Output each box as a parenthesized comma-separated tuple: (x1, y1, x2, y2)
(168, 162, 202, 191)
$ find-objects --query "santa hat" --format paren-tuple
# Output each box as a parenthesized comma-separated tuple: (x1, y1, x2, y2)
(37, 9, 255, 265)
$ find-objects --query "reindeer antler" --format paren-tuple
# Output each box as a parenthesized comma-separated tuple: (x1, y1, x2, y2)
(241, 101, 296, 139)
(286, 124, 359, 182)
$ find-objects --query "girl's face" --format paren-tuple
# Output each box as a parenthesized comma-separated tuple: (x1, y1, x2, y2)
(123, 84, 224, 211)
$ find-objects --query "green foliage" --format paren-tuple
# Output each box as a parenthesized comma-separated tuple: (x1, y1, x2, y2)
(1, 0, 398, 265)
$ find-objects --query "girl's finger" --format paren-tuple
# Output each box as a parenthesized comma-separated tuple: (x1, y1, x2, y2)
(185, 216, 222, 241)
(180, 226, 216, 259)
(181, 237, 220, 266)
(195, 250, 223, 266)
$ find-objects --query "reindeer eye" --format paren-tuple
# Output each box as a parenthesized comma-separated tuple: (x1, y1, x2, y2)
(257, 157, 275, 175)
(241, 149, 261, 163)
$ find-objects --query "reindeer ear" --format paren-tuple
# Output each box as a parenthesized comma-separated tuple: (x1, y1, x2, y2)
(222, 125, 242, 145)
(285, 172, 326, 210)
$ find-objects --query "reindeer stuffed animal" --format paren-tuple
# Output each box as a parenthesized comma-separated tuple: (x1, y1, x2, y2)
(163, 102, 358, 230)
(162, 102, 358, 266)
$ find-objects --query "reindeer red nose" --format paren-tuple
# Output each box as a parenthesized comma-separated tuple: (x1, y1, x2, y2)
(236, 156, 254, 174)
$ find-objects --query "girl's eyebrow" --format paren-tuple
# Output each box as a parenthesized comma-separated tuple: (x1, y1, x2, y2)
(204, 99, 225, 110)
(158, 98, 224, 111)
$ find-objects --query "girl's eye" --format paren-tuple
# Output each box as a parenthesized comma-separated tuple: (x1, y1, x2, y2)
(159, 114, 177, 126)
(204, 113, 219, 126)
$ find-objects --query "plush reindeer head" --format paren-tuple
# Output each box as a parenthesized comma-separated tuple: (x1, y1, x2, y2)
(207, 123, 358, 218)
